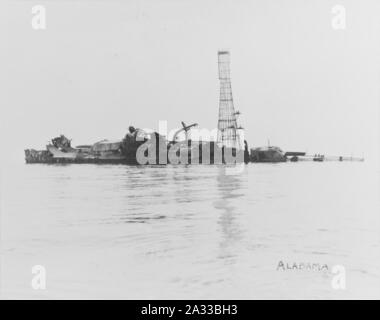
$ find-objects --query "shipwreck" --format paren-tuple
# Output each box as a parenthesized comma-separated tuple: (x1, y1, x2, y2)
(24, 50, 364, 165)
(25, 123, 250, 165)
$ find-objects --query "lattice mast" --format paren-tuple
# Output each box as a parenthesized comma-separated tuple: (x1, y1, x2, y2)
(217, 51, 241, 149)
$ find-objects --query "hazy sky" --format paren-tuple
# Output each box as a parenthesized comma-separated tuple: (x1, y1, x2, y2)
(1, 0, 379, 164)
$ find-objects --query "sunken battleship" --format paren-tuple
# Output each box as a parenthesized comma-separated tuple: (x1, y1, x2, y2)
(25, 51, 250, 165)
(25, 124, 249, 165)
(24, 51, 364, 165)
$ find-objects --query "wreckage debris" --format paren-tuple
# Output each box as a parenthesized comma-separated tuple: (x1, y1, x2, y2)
(24, 125, 250, 165)
(24, 125, 363, 165)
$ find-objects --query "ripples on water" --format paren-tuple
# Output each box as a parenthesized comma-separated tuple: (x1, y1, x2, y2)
(1, 162, 379, 299)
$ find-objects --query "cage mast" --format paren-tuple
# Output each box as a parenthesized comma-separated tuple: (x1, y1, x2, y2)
(217, 51, 242, 149)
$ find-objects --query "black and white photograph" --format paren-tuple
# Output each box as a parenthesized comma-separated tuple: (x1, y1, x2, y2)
(0, 0, 379, 305)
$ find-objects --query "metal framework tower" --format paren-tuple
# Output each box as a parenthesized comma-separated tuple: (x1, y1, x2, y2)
(217, 51, 241, 149)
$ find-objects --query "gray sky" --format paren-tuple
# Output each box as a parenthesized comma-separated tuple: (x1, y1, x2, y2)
(1, 0, 379, 164)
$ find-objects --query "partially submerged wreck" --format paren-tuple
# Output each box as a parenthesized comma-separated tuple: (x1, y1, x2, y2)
(25, 51, 364, 165)
(25, 124, 250, 165)
(25, 129, 364, 165)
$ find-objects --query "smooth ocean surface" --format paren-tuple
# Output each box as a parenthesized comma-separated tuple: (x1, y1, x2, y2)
(1, 161, 379, 299)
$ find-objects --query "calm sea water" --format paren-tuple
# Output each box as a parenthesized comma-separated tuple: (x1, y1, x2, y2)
(1, 161, 379, 299)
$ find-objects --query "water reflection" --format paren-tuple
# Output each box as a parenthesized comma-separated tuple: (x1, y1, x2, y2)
(111, 166, 173, 224)
(2, 162, 378, 298)
(214, 166, 245, 263)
